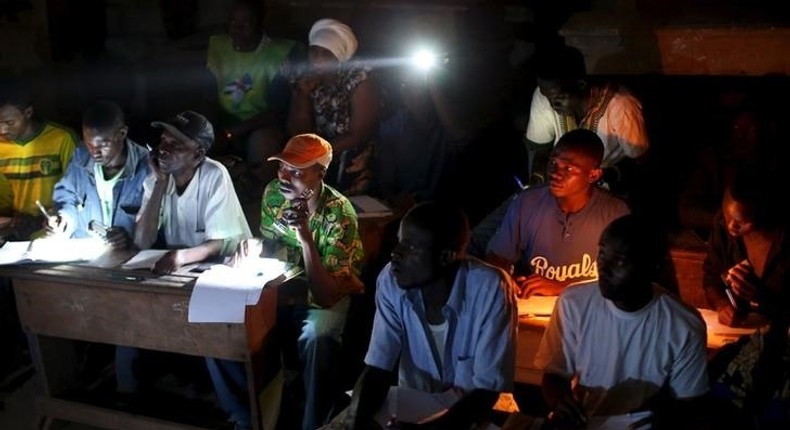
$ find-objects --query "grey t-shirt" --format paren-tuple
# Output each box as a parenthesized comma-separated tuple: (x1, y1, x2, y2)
(487, 185, 629, 284)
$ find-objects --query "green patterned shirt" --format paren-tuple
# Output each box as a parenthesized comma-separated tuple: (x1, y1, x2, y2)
(260, 180, 364, 293)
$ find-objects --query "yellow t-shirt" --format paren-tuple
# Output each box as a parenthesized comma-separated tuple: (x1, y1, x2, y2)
(0, 122, 77, 215)
(0, 171, 13, 216)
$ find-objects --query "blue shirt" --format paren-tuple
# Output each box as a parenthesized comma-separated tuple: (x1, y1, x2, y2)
(52, 139, 149, 239)
(487, 185, 629, 284)
(365, 258, 518, 393)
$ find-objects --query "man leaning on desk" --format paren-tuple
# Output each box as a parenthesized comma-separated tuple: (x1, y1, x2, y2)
(134, 109, 252, 273)
(208, 133, 364, 430)
(47, 101, 149, 247)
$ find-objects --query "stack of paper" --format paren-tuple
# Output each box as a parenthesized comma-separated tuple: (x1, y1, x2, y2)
(0, 237, 108, 265)
(698, 308, 762, 349)
(348, 195, 393, 218)
(517, 296, 558, 317)
(188, 260, 287, 323)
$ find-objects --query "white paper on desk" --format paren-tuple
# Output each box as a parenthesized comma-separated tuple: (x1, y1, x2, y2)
(27, 237, 108, 262)
(0, 238, 107, 265)
(517, 296, 557, 316)
(698, 308, 760, 349)
(0, 241, 32, 265)
(188, 262, 286, 323)
(121, 249, 170, 270)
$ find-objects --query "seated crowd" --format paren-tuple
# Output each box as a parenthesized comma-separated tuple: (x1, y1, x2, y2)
(1, 1, 789, 429)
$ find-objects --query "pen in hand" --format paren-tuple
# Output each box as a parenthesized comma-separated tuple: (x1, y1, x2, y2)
(35, 200, 51, 219)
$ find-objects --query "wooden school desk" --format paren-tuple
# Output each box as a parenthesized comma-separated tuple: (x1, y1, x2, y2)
(0, 251, 285, 430)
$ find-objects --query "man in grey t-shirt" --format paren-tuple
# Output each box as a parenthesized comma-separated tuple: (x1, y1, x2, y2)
(487, 129, 629, 297)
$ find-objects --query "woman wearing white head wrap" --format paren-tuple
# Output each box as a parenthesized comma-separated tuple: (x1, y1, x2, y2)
(287, 17, 379, 196)
(308, 18, 358, 63)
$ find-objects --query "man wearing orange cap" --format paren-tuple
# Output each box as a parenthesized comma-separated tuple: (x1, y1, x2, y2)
(207, 133, 363, 430)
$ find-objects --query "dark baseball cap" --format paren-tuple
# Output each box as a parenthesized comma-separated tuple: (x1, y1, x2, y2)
(151, 110, 214, 150)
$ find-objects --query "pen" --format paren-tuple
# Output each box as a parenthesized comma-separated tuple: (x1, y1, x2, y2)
(35, 200, 51, 219)
(513, 175, 527, 190)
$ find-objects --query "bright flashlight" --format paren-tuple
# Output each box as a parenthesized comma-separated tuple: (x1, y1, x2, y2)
(411, 49, 437, 71)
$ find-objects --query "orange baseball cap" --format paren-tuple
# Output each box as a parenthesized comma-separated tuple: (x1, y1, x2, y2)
(268, 133, 333, 169)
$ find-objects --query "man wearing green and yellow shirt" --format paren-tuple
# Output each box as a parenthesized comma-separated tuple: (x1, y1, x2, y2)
(0, 80, 77, 238)
(207, 133, 363, 430)
(207, 0, 303, 186)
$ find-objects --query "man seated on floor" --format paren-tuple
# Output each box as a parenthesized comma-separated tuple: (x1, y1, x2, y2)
(328, 201, 518, 430)
(208, 133, 364, 430)
(48, 100, 149, 248)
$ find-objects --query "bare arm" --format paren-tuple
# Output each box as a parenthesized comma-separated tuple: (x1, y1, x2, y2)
(299, 227, 344, 307)
(331, 79, 379, 154)
(526, 138, 553, 185)
(134, 178, 167, 250)
(153, 239, 224, 274)
(286, 76, 318, 136)
(485, 252, 512, 274)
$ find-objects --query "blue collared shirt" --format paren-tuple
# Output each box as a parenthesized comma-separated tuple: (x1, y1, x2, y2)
(52, 139, 149, 238)
(365, 258, 518, 393)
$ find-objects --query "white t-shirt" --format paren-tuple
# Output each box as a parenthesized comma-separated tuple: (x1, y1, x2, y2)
(94, 163, 123, 226)
(534, 283, 709, 417)
(428, 320, 449, 370)
(525, 86, 649, 167)
(140, 157, 252, 255)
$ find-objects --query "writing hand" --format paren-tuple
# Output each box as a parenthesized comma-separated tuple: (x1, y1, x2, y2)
(44, 214, 68, 236)
(726, 260, 759, 303)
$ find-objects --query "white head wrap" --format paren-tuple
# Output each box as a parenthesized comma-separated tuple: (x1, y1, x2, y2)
(308, 18, 358, 63)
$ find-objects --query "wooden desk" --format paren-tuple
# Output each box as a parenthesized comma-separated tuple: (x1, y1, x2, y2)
(666, 229, 709, 310)
(514, 317, 550, 386)
(1, 256, 280, 430)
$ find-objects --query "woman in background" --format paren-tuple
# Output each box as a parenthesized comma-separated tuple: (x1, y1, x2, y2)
(287, 18, 379, 195)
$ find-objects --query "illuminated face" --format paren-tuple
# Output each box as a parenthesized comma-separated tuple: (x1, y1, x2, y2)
(277, 162, 323, 200)
(228, 3, 260, 50)
(722, 190, 755, 238)
(537, 78, 582, 116)
(308, 45, 339, 75)
(546, 146, 600, 199)
(83, 125, 127, 169)
(390, 220, 438, 289)
(0, 104, 33, 142)
(155, 131, 203, 175)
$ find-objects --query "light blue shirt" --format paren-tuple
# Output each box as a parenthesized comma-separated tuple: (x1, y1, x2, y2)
(365, 258, 518, 394)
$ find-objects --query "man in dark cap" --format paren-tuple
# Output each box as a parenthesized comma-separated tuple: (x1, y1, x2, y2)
(134, 110, 252, 274)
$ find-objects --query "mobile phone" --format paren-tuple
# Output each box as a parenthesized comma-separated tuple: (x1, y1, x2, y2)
(89, 220, 109, 239)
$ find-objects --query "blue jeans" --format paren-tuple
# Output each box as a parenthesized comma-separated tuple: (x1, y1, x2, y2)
(207, 295, 350, 430)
